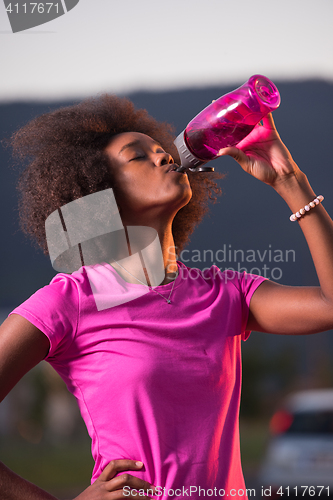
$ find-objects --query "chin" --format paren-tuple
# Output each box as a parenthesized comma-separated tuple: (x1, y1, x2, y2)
(176, 188, 192, 211)
(183, 185, 193, 204)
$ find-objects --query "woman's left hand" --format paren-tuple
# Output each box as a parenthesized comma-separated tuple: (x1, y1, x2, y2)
(218, 113, 299, 189)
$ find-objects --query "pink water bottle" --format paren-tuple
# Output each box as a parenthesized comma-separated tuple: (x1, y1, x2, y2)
(174, 75, 281, 172)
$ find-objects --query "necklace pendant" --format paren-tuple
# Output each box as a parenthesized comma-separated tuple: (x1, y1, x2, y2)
(112, 259, 177, 305)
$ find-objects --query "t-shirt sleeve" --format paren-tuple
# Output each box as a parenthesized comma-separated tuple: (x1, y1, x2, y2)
(9, 274, 79, 360)
(218, 268, 266, 341)
(238, 271, 267, 340)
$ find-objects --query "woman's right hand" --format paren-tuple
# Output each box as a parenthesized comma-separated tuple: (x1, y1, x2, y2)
(73, 459, 157, 499)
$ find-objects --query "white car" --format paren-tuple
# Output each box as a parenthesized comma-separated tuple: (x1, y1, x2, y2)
(259, 389, 333, 497)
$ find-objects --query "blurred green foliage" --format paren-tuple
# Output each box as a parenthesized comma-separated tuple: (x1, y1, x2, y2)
(0, 438, 94, 499)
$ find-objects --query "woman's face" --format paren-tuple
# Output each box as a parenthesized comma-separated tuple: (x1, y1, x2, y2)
(104, 132, 192, 223)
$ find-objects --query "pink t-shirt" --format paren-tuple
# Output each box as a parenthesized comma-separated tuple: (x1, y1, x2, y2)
(10, 263, 265, 498)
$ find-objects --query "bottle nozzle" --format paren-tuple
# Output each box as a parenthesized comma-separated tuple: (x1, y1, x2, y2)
(174, 165, 188, 173)
(174, 164, 215, 173)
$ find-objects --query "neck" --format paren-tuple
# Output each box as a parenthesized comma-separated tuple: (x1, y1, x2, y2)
(108, 219, 178, 286)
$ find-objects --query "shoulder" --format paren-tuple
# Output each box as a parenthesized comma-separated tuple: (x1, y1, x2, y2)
(9, 268, 88, 341)
(179, 263, 265, 292)
(178, 263, 267, 316)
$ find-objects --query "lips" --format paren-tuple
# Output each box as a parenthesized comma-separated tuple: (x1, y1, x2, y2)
(166, 164, 184, 173)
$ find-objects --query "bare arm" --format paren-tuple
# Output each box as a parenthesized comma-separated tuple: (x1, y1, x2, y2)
(219, 114, 333, 335)
(0, 315, 156, 499)
(0, 314, 57, 499)
(0, 314, 50, 402)
(0, 461, 58, 500)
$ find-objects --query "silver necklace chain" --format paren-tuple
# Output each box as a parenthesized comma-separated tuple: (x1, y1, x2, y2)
(112, 260, 177, 304)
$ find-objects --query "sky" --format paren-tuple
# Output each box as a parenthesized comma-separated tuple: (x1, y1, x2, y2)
(0, 0, 332, 101)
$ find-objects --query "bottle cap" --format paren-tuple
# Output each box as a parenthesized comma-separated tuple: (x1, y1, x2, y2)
(174, 131, 214, 172)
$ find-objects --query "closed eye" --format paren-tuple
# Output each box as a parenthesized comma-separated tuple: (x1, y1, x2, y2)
(129, 155, 146, 161)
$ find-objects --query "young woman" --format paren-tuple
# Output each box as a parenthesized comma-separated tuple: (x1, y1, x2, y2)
(1, 94, 333, 500)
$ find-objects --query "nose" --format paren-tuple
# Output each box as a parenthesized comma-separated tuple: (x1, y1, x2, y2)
(155, 151, 174, 166)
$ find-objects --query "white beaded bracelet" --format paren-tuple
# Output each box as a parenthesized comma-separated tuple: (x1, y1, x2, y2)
(289, 195, 324, 221)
